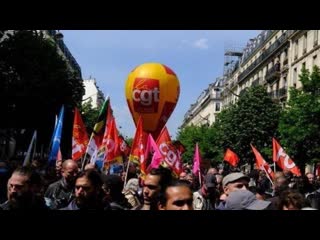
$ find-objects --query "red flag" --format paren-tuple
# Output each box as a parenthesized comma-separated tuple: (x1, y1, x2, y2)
(173, 140, 186, 155)
(85, 98, 109, 157)
(72, 107, 89, 161)
(273, 138, 301, 176)
(104, 118, 121, 162)
(156, 126, 183, 176)
(118, 135, 131, 156)
(103, 118, 123, 170)
(129, 116, 148, 177)
(251, 144, 274, 180)
(193, 143, 201, 176)
(89, 99, 113, 165)
(224, 148, 239, 167)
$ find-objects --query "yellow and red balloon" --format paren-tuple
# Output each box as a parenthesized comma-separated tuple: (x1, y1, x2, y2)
(125, 62, 180, 139)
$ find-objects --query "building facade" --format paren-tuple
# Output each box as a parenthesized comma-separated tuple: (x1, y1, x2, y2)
(44, 30, 82, 79)
(222, 30, 320, 107)
(181, 30, 320, 129)
(82, 78, 105, 109)
(181, 78, 223, 128)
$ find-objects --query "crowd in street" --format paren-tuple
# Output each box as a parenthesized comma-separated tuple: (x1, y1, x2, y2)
(0, 158, 319, 210)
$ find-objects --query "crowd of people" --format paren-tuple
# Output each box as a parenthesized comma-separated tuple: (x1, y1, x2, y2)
(0, 157, 319, 210)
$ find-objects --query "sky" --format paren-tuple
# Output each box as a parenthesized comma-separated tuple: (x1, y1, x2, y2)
(61, 30, 260, 139)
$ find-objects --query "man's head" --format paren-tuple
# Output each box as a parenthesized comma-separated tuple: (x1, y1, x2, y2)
(158, 180, 193, 210)
(179, 172, 187, 180)
(306, 172, 315, 184)
(142, 168, 172, 206)
(202, 173, 217, 198)
(7, 167, 41, 208)
(225, 189, 271, 210)
(222, 172, 249, 195)
(61, 159, 79, 186)
(207, 168, 218, 175)
(75, 169, 103, 208)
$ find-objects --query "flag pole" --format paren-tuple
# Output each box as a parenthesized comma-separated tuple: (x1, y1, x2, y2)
(123, 159, 131, 190)
(262, 165, 274, 187)
(198, 171, 202, 186)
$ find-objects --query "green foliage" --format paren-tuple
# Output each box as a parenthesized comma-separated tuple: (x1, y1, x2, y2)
(0, 30, 85, 154)
(125, 137, 133, 147)
(178, 86, 281, 167)
(221, 86, 281, 165)
(81, 100, 100, 135)
(176, 124, 220, 165)
(279, 65, 320, 169)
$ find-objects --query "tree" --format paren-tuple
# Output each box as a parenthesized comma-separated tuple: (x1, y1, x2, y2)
(278, 65, 320, 171)
(176, 124, 216, 165)
(0, 30, 85, 157)
(212, 86, 281, 167)
(80, 100, 100, 136)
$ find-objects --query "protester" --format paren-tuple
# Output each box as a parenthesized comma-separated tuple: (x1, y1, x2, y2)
(44, 159, 78, 209)
(0, 167, 48, 210)
(158, 180, 193, 210)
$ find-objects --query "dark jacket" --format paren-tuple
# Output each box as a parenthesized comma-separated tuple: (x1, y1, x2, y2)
(44, 178, 74, 209)
(60, 199, 107, 210)
(0, 198, 49, 210)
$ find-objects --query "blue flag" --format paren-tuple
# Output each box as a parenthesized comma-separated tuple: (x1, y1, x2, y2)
(48, 105, 64, 162)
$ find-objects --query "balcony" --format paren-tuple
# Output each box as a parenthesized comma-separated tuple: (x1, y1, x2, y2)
(279, 87, 287, 99)
(281, 58, 289, 72)
(238, 30, 294, 84)
(268, 87, 287, 100)
(265, 64, 280, 84)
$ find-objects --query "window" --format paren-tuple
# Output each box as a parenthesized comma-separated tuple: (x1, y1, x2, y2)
(293, 68, 297, 85)
(313, 55, 317, 66)
(215, 102, 221, 112)
(294, 40, 298, 60)
(314, 30, 318, 46)
(283, 76, 287, 89)
(302, 62, 306, 70)
(303, 33, 307, 54)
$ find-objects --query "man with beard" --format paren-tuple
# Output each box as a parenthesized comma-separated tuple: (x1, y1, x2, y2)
(158, 180, 193, 210)
(193, 173, 218, 210)
(133, 167, 172, 210)
(0, 167, 47, 210)
(45, 159, 78, 209)
(61, 169, 106, 210)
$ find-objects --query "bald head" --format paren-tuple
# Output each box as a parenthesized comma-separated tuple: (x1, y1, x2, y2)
(62, 159, 78, 169)
(61, 160, 79, 186)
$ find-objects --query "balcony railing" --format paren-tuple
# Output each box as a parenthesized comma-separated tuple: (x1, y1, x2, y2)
(279, 87, 287, 98)
(265, 63, 280, 84)
(268, 87, 287, 99)
(238, 30, 295, 84)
